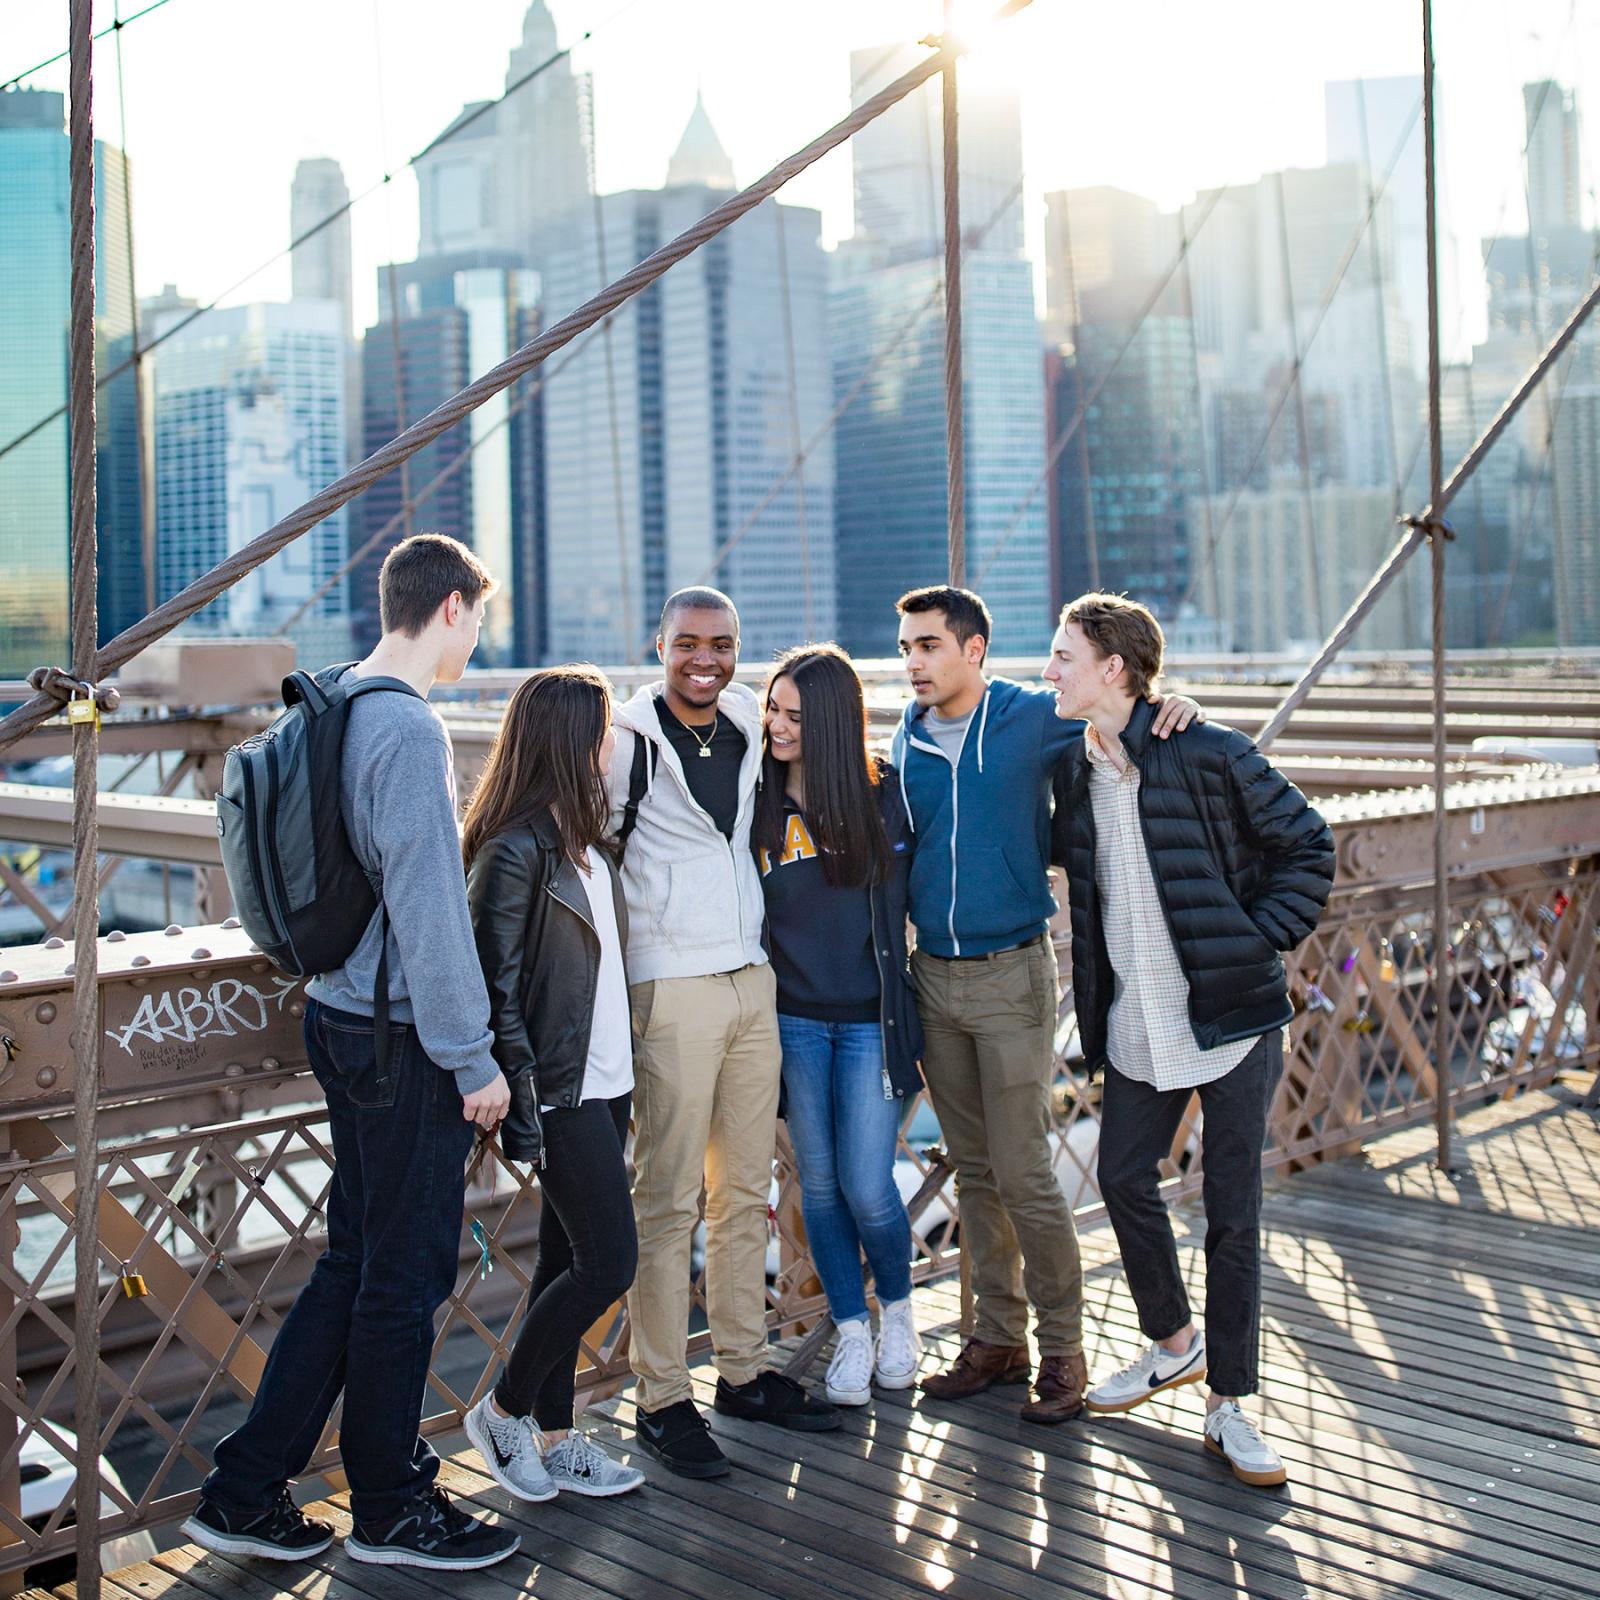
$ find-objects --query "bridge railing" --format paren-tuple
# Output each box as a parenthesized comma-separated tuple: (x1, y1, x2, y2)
(0, 774, 1594, 1572)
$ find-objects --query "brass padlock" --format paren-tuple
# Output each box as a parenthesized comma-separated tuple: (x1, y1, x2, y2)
(67, 696, 100, 729)
(119, 1262, 148, 1299)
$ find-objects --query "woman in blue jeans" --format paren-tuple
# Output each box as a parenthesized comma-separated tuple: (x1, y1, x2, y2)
(753, 644, 925, 1405)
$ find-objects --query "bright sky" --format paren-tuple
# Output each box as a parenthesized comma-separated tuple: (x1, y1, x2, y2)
(7, 0, 1600, 357)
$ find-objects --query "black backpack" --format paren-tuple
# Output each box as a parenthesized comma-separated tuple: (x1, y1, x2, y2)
(217, 665, 420, 1054)
(615, 730, 657, 863)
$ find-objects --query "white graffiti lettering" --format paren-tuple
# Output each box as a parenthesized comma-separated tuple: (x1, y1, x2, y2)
(106, 975, 300, 1055)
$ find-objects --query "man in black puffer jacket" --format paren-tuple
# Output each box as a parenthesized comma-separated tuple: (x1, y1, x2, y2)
(1045, 593, 1334, 1490)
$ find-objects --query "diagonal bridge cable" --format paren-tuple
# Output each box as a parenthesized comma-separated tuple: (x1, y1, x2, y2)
(0, 0, 650, 468)
(1, 0, 179, 92)
(0, 0, 1039, 751)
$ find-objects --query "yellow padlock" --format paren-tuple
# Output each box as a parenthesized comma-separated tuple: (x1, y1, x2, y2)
(119, 1261, 148, 1299)
(67, 697, 100, 729)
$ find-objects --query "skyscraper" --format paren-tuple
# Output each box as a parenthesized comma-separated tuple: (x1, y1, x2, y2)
(833, 49, 1045, 658)
(290, 158, 354, 341)
(0, 88, 146, 680)
(416, 2, 589, 273)
(1041, 186, 1159, 347)
(832, 245, 1048, 657)
(149, 302, 348, 641)
(1524, 79, 1582, 236)
(360, 253, 539, 662)
(543, 102, 835, 663)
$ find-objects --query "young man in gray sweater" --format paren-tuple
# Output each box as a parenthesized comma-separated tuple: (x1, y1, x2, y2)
(186, 535, 519, 1572)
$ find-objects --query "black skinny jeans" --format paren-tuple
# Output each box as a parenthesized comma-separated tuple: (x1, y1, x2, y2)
(1095, 1029, 1283, 1398)
(494, 1092, 637, 1430)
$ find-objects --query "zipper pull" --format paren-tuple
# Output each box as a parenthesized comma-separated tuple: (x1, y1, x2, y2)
(881, 1066, 893, 1100)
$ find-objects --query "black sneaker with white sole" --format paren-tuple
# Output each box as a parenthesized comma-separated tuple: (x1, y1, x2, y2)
(714, 1371, 842, 1432)
(181, 1488, 335, 1562)
(344, 1487, 520, 1570)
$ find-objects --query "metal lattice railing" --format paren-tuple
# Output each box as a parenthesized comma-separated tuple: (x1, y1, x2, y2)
(0, 790, 1594, 1574)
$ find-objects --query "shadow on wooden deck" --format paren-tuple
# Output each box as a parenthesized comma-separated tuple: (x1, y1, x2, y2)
(43, 1081, 1600, 1600)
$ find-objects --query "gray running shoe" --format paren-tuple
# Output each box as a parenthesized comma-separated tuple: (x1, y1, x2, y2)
(464, 1394, 557, 1502)
(543, 1432, 645, 1497)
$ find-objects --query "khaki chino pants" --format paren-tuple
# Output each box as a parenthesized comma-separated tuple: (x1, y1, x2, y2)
(625, 963, 782, 1412)
(912, 938, 1084, 1356)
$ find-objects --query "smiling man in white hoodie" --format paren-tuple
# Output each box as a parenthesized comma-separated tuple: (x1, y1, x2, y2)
(608, 587, 840, 1479)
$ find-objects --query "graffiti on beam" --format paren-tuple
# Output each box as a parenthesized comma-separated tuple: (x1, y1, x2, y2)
(106, 975, 301, 1057)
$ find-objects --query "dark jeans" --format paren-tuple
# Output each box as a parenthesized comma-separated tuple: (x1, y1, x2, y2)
(495, 1093, 636, 1430)
(1096, 1029, 1283, 1398)
(203, 1001, 474, 1525)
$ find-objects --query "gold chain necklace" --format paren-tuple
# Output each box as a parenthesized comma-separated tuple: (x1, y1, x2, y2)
(686, 716, 718, 758)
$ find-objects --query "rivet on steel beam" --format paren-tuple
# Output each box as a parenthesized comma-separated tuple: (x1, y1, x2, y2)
(221, 917, 241, 930)
(251, 962, 268, 975)
(261, 1056, 281, 1071)
(63, 963, 74, 977)
(43, 938, 65, 951)
(191, 949, 213, 960)
(0, 972, 16, 985)
(224, 1064, 243, 1078)
(35, 1003, 55, 1024)
(164, 925, 183, 936)
(289, 1002, 305, 1019)
(106, 930, 127, 943)
(35, 1067, 56, 1089)
(130, 955, 151, 968)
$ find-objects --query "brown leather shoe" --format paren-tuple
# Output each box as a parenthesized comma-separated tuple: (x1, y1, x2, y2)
(1020, 1352, 1088, 1424)
(919, 1338, 1030, 1400)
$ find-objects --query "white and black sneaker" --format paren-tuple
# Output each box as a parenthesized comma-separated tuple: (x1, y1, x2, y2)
(543, 1433, 645, 1497)
(465, 1393, 557, 1502)
(1204, 1402, 1288, 1487)
(182, 1487, 334, 1562)
(1086, 1332, 1208, 1414)
(345, 1487, 520, 1570)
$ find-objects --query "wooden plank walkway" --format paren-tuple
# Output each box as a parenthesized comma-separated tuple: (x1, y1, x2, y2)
(42, 1082, 1600, 1600)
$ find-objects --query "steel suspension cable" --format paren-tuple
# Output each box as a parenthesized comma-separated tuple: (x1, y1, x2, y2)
(65, 0, 105, 1588)
(941, 0, 966, 586)
(1422, 0, 1452, 1174)
(0, 3, 1036, 752)
(772, 203, 816, 637)
(1, 0, 178, 92)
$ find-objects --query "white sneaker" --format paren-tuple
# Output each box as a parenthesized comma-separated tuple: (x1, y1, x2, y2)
(1085, 1333, 1207, 1413)
(543, 1432, 645, 1497)
(825, 1318, 874, 1406)
(1203, 1401, 1288, 1487)
(464, 1394, 557, 1502)
(874, 1298, 922, 1390)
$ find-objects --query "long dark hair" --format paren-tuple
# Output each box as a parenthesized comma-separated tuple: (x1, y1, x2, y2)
(754, 644, 890, 889)
(462, 665, 613, 869)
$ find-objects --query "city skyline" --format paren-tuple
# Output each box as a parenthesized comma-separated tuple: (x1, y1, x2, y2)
(7, 0, 1599, 356)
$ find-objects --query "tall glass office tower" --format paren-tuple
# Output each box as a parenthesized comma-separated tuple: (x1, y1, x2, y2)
(0, 88, 146, 680)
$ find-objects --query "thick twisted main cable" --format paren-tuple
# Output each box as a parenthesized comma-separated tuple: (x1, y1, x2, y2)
(65, 0, 105, 1588)
(0, 3, 1034, 754)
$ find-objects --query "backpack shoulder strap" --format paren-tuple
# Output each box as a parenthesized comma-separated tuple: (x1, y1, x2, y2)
(616, 732, 657, 862)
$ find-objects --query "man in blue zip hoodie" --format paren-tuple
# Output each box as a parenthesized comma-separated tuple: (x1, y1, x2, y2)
(892, 586, 1199, 1423)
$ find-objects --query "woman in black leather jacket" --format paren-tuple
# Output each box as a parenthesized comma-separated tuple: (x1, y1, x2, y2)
(459, 666, 643, 1500)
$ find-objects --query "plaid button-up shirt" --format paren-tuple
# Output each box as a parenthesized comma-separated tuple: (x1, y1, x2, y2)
(1085, 727, 1257, 1091)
